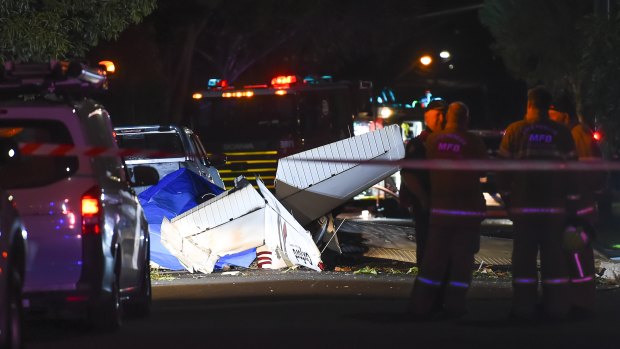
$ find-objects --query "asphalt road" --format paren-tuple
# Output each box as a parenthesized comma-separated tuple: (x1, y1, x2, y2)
(23, 271, 620, 349)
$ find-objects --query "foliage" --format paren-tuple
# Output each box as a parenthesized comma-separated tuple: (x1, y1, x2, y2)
(178, 0, 423, 82)
(111, 0, 424, 123)
(579, 14, 620, 154)
(480, 0, 620, 153)
(0, 0, 156, 62)
(150, 267, 176, 281)
(479, 0, 589, 96)
(406, 266, 419, 275)
(353, 266, 379, 275)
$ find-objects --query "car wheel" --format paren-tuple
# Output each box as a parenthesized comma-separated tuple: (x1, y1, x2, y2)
(1, 270, 23, 349)
(89, 262, 122, 331)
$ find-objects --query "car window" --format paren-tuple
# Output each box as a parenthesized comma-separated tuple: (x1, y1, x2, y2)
(77, 106, 117, 148)
(0, 119, 78, 188)
(116, 132, 184, 158)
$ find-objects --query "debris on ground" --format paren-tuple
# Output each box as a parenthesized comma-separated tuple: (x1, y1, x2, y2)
(146, 126, 404, 275)
(161, 178, 322, 274)
(151, 267, 177, 281)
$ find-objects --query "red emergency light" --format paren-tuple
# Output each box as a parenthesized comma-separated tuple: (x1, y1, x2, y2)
(208, 78, 229, 89)
(271, 75, 297, 89)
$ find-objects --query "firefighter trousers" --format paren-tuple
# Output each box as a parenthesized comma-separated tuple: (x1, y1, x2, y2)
(567, 246, 596, 312)
(411, 216, 481, 316)
(566, 208, 597, 313)
(413, 211, 430, 265)
(511, 214, 570, 319)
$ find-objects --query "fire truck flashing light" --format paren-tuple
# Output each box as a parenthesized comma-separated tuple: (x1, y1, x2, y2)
(222, 91, 254, 98)
(98, 60, 116, 74)
(271, 75, 297, 88)
(195, 74, 335, 99)
(208, 79, 229, 89)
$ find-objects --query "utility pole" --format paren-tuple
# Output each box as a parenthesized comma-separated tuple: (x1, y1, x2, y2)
(594, 0, 614, 19)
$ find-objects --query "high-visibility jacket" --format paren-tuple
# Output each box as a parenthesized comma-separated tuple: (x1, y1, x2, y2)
(425, 126, 488, 217)
(498, 115, 577, 210)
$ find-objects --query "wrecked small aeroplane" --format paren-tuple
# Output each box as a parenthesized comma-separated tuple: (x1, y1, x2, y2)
(275, 124, 405, 226)
(161, 178, 323, 273)
(160, 124, 405, 273)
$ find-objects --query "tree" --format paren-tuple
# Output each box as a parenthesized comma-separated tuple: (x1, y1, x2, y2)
(480, 0, 620, 154)
(479, 0, 589, 105)
(134, 0, 425, 124)
(0, 0, 156, 62)
(579, 13, 620, 155)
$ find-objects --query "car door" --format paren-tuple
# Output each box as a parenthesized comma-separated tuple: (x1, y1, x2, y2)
(187, 129, 226, 189)
(85, 109, 144, 290)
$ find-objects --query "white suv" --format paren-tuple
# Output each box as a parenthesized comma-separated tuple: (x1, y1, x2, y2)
(0, 62, 154, 330)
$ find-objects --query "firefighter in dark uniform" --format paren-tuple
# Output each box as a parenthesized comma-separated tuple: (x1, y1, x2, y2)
(550, 103, 604, 315)
(400, 99, 446, 265)
(498, 86, 577, 320)
(410, 102, 488, 317)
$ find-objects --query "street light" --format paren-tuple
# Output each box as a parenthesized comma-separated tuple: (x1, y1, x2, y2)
(419, 55, 433, 66)
(379, 107, 393, 119)
(439, 50, 451, 59)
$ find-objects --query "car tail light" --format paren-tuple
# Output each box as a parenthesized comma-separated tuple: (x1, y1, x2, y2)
(82, 186, 101, 235)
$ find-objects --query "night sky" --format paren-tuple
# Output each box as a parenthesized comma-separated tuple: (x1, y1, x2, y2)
(92, 1, 526, 130)
(384, 1, 527, 129)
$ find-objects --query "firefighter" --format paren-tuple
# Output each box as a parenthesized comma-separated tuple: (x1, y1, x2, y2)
(498, 86, 577, 320)
(549, 102, 604, 315)
(400, 99, 446, 265)
(410, 102, 488, 318)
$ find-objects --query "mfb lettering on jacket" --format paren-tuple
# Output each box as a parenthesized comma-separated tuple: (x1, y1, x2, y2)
(528, 133, 553, 144)
(438, 142, 462, 153)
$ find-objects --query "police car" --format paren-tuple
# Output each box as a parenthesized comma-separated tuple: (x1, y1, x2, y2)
(0, 61, 156, 330)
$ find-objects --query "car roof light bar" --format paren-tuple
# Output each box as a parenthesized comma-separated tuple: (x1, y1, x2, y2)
(0, 60, 109, 96)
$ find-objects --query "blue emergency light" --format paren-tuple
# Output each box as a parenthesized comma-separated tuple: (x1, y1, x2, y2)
(208, 79, 228, 89)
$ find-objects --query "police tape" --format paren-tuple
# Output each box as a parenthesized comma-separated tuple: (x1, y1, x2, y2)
(17, 142, 184, 159)
(284, 156, 620, 172)
(12, 142, 620, 171)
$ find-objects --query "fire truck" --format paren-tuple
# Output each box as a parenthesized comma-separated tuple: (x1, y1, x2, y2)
(189, 75, 374, 189)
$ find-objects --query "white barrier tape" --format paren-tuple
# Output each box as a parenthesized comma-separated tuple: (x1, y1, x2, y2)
(18, 142, 184, 159)
(13, 142, 620, 172)
(293, 157, 620, 172)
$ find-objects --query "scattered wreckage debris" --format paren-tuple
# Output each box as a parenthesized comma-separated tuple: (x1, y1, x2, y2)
(139, 168, 224, 270)
(151, 125, 405, 274)
(161, 178, 323, 273)
(274, 124, 405, 226)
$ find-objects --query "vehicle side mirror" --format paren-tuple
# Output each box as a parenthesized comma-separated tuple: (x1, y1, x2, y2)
(208, 153, 227, 168)
(130, 165, 160, 187)
(0, 139, 20, 165)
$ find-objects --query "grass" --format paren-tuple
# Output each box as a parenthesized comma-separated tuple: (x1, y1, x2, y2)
(150, 267, 177, 281)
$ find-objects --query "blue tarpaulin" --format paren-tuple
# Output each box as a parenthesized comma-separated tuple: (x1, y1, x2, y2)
(214, 248, 257, 270)
(139, 168, 255, 270)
